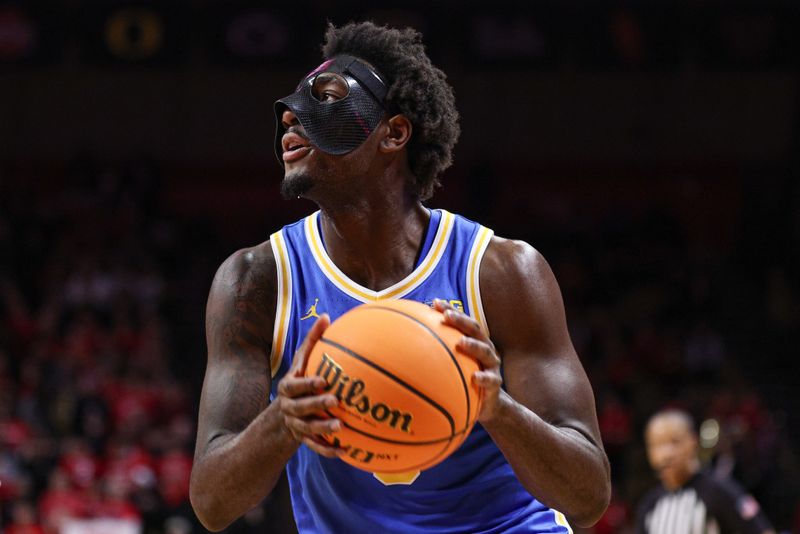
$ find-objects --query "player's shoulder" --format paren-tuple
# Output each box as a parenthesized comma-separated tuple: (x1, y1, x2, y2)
(217, 239, 276, 277)
(442, 206, 551, 287)
(478, 234, 565, 340)
(211, 239, 278, 298)
(205, 240, 278, 362)
(481, 234, 553, 289)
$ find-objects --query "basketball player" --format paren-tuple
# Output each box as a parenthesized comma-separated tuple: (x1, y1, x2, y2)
(190, 22, 611, 533)
(637, 409, 774, 534)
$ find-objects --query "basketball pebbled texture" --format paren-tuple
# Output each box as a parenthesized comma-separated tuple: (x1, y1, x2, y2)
(305, 299, 482, 473)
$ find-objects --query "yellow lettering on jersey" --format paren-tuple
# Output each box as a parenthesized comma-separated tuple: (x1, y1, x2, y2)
(449, 299, 464, 312)
(373, 471, 421, 486)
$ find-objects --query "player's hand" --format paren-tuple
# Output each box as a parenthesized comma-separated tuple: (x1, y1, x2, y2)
(434, 299, 504, 423)
(275, 314, 345, 458)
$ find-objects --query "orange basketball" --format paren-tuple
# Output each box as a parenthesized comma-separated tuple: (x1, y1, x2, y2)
(304, 299, 482, 474)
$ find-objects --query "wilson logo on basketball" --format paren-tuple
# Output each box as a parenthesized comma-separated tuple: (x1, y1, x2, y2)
(315, 353, 414, 433)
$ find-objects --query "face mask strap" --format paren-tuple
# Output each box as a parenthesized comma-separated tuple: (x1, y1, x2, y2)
(342, 57, 387, 107)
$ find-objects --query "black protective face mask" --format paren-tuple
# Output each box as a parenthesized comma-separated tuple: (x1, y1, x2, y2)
(274, 55, 388, 164)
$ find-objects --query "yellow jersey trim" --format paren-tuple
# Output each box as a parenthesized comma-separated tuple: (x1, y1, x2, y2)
(466, 226, 493, 335)
(554, 510, 573, 533)
(269, 230, 292, 377)
(304, 210, 455, 302)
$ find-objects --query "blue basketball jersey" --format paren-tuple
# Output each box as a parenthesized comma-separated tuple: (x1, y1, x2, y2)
(268, 209, 573, 534)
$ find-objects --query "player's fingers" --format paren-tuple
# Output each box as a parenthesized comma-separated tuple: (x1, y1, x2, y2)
(434, 299, 481, 338)
(291, 313, 331, 375)
(472, 370, 503, 389)
(441, 307, 487, 342)
(306, 417, 342, 436)
(281, 394, 339, 417)
(301, 436, 346, 458)
(284, 414, 341, 437)
(432, 298, 454, 312)
(457, 337, 501, 369)
(278, 375, 327, 398)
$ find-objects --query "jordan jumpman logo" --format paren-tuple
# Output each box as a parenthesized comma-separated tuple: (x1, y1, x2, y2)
(300, 298, 320, 320)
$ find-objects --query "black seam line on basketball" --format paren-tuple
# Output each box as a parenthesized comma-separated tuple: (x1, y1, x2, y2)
(319, 337, 456, 436)
(323, 409, 469, 446)
(323, 407, 459, 474)
(362, 306, 471, 430)
(380, 438, 459, 473)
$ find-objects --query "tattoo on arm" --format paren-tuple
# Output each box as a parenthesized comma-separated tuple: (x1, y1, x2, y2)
(199, 248, 278, 451)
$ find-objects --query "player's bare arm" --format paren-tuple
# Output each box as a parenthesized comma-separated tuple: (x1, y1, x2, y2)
(437, 237, 611, 527)
(190, 244, 340, 531)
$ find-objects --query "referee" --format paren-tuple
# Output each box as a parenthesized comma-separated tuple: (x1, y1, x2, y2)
(636, 409, 774, 534)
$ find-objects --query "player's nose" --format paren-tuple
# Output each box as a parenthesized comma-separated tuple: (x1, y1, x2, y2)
(282, 108, 299, 129)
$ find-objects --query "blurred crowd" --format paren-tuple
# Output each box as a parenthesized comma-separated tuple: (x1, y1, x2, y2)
(529, 204, 800, 533)
(1, 158, 798, 533)
(0, 159, 200, 534)
(478, 170, 800, 532)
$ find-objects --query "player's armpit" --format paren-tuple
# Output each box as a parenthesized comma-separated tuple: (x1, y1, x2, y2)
(478, 237, 611, 527)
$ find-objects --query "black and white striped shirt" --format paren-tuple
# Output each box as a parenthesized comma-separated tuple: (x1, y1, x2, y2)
(636, 471, 772, 534)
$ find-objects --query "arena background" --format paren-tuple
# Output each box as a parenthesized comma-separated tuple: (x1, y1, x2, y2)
(1, 1, 799, 533)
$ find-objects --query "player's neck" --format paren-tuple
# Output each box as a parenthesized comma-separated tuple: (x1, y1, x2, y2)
(317, 190, 429, 292)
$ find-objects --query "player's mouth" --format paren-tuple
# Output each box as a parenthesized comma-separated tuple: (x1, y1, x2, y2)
(282, 132, 312, 163)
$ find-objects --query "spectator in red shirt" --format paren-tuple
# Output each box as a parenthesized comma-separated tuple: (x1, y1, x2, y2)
(38, 469, 85, 534)
(88, 476, 141, 522)
(5, 501, 46, 534)
(104, 439, 156, 496)
(58, 438, 100, 491)
(157, 447, 192, 508)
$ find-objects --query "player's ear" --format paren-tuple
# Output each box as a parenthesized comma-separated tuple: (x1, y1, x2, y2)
(379, 114, 412, 153)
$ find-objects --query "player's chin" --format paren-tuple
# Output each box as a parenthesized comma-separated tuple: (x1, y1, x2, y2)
(280, 170, 315, 200)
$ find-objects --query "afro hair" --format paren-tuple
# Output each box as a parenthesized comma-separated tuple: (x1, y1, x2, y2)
(322, 21, 460, 200)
